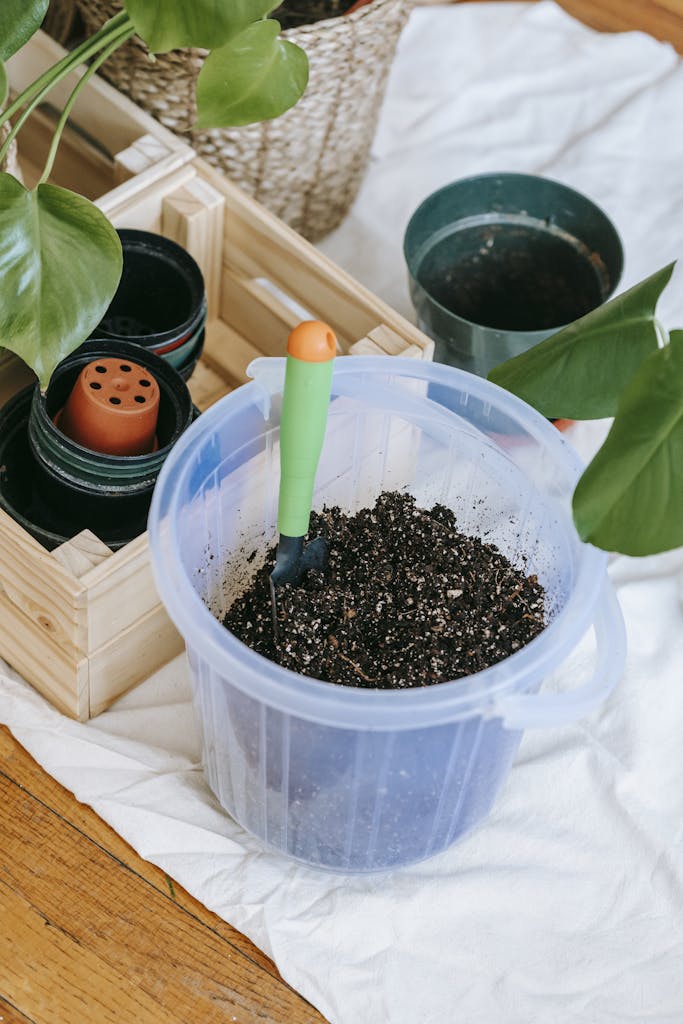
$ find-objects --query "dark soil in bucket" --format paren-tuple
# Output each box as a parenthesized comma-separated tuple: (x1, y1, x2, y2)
(223, 492, 546, 689)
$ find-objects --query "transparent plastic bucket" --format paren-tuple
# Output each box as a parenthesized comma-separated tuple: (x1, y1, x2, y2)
(149, 357, 626, 873)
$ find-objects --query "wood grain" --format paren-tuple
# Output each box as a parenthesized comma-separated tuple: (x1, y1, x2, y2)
(0, 994, 37, 1024)
(452, 0, 683, 52)
(556, 0, 683, 51)
(0, 726, 327, 1024)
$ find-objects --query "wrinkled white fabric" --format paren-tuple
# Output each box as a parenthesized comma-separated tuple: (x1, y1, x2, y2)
(2, 4, 683, 1022)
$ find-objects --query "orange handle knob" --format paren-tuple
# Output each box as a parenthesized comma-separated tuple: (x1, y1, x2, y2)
(287, 321, 337, 363)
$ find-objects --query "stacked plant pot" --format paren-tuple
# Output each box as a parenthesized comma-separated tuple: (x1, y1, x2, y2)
(0, 230, 205, 551)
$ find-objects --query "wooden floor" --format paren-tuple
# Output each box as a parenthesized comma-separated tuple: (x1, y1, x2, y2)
(0, 725, 325, 1024)
(459, 0, 683, 51)
(2, 2, 683, 1022)
(554, 0, 683, 51)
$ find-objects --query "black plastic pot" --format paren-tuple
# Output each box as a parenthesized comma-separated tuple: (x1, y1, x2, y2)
(0, 341, 194, 552)
(404, 173, 624, 378)
(0, 387, 70, 550)
(94, 229, 207, 381)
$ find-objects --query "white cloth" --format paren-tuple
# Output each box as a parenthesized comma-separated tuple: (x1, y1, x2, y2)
(2, 4, 683, 1022)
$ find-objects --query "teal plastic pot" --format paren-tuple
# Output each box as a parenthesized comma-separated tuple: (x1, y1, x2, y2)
(403, 173, 624, 377)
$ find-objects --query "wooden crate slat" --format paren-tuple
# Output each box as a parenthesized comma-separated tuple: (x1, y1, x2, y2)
(0, 589, 89, 720)
(348, 337, 387, 356)
(113, 133, 178, 185)
(0, 570, 85, 656)
(187, 359, 232, 411)
(81, 535, 161, 654)
(52, 531, 114, 580)
(88, 605, 184, 718)
(99, 159, 197, 222)
(219, 267, 308, 354)
(162, 175, 226, 320)
(201, 318, 265, 389)
(367, 324, 435, 360)
(6, 31, 184, 156)
(17, 105, 114, 198)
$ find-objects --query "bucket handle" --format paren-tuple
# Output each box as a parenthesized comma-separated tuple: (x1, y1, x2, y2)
(493, 582, 626, 730)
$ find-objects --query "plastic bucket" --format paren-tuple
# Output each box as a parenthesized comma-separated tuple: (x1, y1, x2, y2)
(148, 357, 625, 872)
(403, 173, 623, 378)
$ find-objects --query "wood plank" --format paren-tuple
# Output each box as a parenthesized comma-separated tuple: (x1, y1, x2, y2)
(348, 337, 387, 356)
(0, 726, 286, 985)
(6, 31, 186, 155)
(0, 995, 36, 1024)
(367, 324, 435, 361)
(554, 0, 683, 49)
(219, 267, 305, 354)
(453, 0, 683, 52)
(0, 509, 86, 655)
(1, 881, 181, 1024)
(202, 319, 264, 389)
(52, 530, 114, 579)
(162, 176, 226, 321)
(88, 603, 184, 717)
(14, 105, 114, 199)
(0, 589, 88, 720)
(99, 158, 197, 224)
(0, 764, 326, 1023)
(114, 133, 176, 185)
(187, 358, 232, 410)
(555, 0, 683, 50)
(80, 534, 160, 652)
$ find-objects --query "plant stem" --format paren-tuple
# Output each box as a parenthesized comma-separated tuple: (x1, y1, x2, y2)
(0, 12, 133, 167)
(1, 12, 129, 126)
(654, 318, 669, 348)
(39, 24, 135, 184)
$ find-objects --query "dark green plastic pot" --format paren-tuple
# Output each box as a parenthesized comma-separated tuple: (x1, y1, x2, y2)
(403, 173, 624, 377)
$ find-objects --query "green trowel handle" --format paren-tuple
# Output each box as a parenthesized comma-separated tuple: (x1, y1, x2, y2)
(278, 321, 336, 538)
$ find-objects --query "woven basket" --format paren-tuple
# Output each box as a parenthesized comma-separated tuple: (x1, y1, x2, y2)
(43, 0, 80, 45)
(73, 0, 410, 240)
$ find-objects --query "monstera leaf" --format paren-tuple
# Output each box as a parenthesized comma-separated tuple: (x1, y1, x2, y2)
(196, 20, 308, 128)
(0, 0, 48, 61)
(0, 174, 122, 388)
(489, 264, 675, 420)
(124, 0, 278, 52)
(573, 330, 683, 555)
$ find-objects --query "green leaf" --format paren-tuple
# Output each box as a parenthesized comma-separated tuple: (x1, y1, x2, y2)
(196, 20, 308, 129)
(573, 330, 683, 555)
(488, 263, 676, 420)
(0, 174, 122, 389)
(124, 0, 278, 52)
(0, 62, 7, 108)
(0, 0, 48, 61)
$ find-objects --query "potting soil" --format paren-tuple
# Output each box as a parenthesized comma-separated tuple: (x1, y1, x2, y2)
(223, 492, 546, 688)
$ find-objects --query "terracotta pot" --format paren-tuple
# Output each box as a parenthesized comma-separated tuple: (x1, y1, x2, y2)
(56, 357, 160, 456)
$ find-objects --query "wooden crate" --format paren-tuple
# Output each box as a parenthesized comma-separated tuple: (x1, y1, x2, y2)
(5, 30, 195, 211)
(0, 154, 434, 721)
